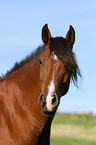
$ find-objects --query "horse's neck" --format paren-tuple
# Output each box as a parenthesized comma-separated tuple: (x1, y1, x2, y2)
(16, 59, 40, 89)
(5, 59, 42, 116)
(16, 59, 41, 102)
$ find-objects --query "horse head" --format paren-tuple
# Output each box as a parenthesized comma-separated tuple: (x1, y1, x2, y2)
(38, 24, 79, 114)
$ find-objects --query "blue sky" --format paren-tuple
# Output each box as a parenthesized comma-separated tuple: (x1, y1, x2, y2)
(0, 0, 96, 114)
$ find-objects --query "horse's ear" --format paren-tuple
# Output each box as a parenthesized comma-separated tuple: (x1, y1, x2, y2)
(42, 24, 51, 45)
(66, 25, 75, 49)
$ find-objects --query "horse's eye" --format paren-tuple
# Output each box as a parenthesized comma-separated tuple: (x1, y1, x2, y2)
(39, 59, 43, 64)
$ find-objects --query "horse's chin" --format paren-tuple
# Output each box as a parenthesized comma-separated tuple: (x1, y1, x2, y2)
(38, 93, 60, 114)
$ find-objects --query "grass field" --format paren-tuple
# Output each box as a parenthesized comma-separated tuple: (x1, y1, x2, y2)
(50, 113, 96, 145)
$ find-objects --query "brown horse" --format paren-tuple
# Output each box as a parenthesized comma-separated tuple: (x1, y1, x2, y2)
(0, 24, 80, 145)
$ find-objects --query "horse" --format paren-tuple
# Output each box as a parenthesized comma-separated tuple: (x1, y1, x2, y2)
(0, 24, 81, 145)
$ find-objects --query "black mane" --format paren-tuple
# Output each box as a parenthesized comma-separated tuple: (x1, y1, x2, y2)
(50, 37, 81, 86)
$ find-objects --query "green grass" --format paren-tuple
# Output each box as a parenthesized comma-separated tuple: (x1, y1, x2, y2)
(52, 113, 96, 128)
(51, 137, 96, 145)
(50, 113, 96, 145)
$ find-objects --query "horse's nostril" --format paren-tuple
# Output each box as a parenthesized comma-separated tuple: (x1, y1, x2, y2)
(52, 95, 56, 104)
(52, 94, 59, 108)
(40, 93, 44, 100)
(40, 93, 45, 102)
(38, 93, 45, 107)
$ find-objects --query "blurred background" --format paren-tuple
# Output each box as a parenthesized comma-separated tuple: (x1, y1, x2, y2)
(0, 0, 96, 115)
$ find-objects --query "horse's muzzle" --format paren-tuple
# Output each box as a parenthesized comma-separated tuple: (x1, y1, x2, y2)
(38, 93, 60, 114)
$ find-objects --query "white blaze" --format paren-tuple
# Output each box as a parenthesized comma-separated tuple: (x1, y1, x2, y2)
(46, 52, 58, 111)
(46, 81, 55, 111)
(52, 52, 58, 60)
